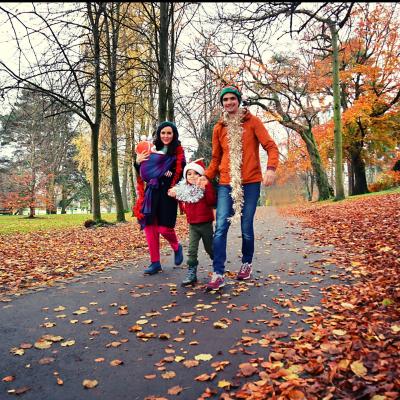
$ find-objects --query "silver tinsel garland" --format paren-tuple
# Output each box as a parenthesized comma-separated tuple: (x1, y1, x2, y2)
(223, 109, 245, 224)
(173, 179, 205, 203)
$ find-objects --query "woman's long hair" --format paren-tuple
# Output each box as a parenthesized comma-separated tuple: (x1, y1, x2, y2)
(153, 121, 181, 155)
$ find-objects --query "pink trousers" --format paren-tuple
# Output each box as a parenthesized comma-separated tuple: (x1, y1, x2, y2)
(144, 224, 179, 263)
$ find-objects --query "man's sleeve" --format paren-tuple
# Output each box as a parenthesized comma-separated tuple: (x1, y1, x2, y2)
(205, 125, 222, 180)
(254, 117, 279, 171)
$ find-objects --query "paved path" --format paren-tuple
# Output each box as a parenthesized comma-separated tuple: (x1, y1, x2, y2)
(0, 207, 341, 399)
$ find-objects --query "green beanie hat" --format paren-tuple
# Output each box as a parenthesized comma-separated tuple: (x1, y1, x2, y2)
(220, 85, 242, 105)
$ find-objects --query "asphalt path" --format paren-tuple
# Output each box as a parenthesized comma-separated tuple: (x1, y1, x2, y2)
(0, 207, 342, 400)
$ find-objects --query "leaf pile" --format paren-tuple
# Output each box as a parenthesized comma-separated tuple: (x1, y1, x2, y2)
(224, 193, 399, 399)
(0, 219, 188, 295)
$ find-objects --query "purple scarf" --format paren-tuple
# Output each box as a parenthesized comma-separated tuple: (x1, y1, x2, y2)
(140, 152, 176, 216)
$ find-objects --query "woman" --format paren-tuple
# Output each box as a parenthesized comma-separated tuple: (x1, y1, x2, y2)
(134, 121, 186, 275)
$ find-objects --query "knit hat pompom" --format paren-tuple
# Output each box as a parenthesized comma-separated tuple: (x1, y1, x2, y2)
(183, 158, 205, 181)
(220, 85, 242, 105)
(136, 138, 153, 154)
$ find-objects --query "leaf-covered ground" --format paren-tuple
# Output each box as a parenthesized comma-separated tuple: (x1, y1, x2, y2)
(226, 193, 399, 400)
(0, 218, 188, 296)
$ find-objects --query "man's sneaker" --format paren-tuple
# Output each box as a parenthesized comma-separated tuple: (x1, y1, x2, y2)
(236, 262, 252, 280)
(206, 273, 225, 291)
(174, 244, 184, 266)
(144, 261, 162, 275)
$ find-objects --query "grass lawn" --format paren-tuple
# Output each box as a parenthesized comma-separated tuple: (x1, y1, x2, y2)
(0, 212, 137, 235)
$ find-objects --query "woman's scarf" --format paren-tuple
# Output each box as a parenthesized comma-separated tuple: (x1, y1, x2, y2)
(138, 153, 176, 216)
(133, 145, 185, 226)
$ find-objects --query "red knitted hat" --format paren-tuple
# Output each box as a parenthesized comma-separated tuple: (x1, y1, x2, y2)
(184, 158, 205, 179)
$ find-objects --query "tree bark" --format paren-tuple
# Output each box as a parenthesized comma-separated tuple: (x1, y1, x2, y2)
(329, 23, 345, 200)
(104, 3, 125, 222)
(350, 144, 369, 195)
(158, 2, 169, 122)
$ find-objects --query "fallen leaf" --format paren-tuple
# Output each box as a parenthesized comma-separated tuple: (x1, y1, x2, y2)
(82, 379, 98, 389)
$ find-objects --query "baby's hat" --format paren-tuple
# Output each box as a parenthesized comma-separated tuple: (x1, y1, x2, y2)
(183, 158, 205, 180)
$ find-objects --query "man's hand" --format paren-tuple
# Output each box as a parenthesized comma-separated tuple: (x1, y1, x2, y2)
(196, 176, 208, 189)
(263, 169, 276, 186)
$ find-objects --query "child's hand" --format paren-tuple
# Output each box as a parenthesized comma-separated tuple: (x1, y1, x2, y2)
(196, 176, 208, 189)
(168, 188, 176, 197)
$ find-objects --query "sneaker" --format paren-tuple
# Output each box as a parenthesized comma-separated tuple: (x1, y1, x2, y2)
(144, 261, 162, 275)
(236, 262, 252, 280)
(206, 273, 225, 291)
(181, 265, 198, 287)
(174, 244, 183, 266)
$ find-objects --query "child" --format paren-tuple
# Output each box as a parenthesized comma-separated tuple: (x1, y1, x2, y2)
(168, 159, 216, 286)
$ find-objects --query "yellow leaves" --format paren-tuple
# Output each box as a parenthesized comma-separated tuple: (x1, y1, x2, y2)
(158, 333, 171, 340)
(213, 321, 228, 329)
(10, 347, 25, 356)
(340, 302, 355, 310)
(194, 353, 213, 361)
(82, 379, 98, 389)
(371, 396, 386, 400)
(54, 306, 66, 312)
(350, 360, 367, 377)
(332, 329, 347, 336)
(161, 371, 176, 379)
(42, 322, 56, 328)
(217, 380, 231, 389)
(60, 340, 75, 347)
(390, 324, 400, 333)
(73, 307, 88, 315)
(34, 340, 53, 349)
(136, 319, 148, 325)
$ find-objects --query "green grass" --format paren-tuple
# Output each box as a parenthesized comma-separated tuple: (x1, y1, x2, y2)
(0, 212, 136, 235)
(314, 186, 400, 206)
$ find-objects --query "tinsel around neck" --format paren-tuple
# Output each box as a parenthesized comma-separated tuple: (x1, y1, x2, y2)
(223, 109, 245, 224)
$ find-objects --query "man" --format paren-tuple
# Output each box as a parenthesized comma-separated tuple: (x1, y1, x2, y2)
(198, 85, 279, 290)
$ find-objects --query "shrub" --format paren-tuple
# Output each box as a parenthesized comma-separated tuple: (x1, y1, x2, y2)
(368, 171, 400, 192)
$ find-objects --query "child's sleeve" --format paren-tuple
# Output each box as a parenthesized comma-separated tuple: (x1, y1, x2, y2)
(204, 183, 216, 207)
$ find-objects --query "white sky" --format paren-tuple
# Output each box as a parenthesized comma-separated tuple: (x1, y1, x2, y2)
(0, 2, 298, 161)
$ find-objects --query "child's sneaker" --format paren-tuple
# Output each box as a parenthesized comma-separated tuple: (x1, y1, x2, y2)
(181, 265, 198, 287)
(236, 262, 252, 280)
(206, 273, 225, 291)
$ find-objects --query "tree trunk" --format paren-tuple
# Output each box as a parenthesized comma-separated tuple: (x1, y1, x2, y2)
(167, 3, 174, 122)
(303, 130, 332, 200)
(350, 145, 369, 195)
(121, 129, 130, 211)
(158, 2, 169, 122)
(87, 3, 103, 222)
(329, 23, 345, 200)
(105, 4, 125, 222)
(347, 158, 354, 196)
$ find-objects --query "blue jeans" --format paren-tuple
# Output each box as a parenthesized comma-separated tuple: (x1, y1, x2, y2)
(213, 182, 261, 274)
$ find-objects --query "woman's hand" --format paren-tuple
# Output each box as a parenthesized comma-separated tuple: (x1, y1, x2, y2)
(136, 151, 150, 164)
(164, 170, 172, 177)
